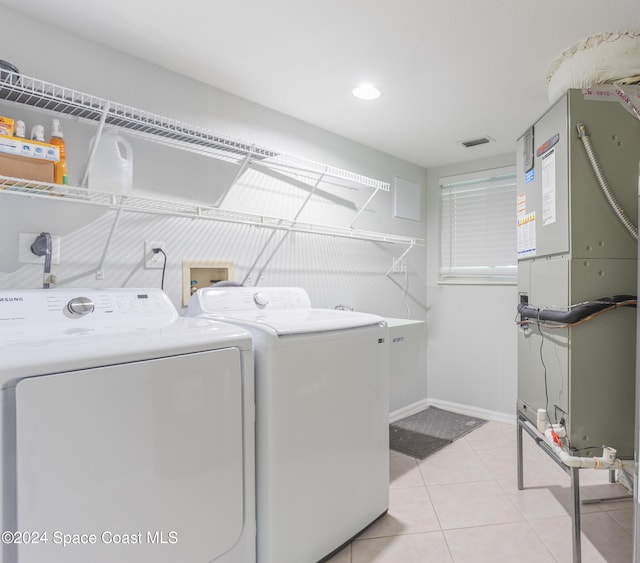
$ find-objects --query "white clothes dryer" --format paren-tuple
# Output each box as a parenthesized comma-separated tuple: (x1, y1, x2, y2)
(0, 288, 255, 563)
(187, 287, 389, 563)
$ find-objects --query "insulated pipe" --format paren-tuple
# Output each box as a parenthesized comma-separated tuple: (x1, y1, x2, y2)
(576, 122, 638, 240)
(517, 295, 636, 324)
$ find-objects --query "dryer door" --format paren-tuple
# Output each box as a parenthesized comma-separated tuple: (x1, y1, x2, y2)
(11, 348, 244, 563)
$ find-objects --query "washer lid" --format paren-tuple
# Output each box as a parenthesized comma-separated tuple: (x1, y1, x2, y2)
(195, 308, 384, 336)
(189, 286, 312, 314)
(188, 286, 385, 334)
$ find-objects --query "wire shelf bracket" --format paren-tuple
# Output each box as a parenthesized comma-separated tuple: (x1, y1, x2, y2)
(0, 177, 425, 248)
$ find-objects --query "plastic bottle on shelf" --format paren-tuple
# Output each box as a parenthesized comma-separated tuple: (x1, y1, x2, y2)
(49, 119, 67, 184)
(88, 129, 133, 193)
(14, 120, 25, 138)
(30, 124, 45, 142)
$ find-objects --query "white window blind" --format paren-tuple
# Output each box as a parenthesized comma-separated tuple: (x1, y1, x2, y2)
(440, 166, 516, 283)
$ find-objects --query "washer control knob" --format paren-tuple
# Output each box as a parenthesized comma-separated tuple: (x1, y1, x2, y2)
(67, 297, 95, 317)
(253, 292, 269, 308)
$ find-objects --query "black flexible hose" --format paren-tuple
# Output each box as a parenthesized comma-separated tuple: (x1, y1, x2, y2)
(30, 232, 52, 289)
(517, 295, 636, 324)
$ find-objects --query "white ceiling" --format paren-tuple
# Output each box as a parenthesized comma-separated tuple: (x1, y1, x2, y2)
(2, 0, 640, 168)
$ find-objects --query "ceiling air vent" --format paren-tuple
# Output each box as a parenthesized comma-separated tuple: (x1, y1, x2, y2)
(461, 137, 492, 148)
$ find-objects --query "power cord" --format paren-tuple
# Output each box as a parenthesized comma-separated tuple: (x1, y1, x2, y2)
(152, 247, 167, 290)
(535, 312, 552, 424)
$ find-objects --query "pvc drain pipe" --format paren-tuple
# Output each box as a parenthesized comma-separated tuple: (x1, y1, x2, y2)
(535, 409, 631, 470)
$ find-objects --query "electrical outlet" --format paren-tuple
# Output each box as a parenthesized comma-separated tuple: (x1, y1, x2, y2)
(144, 240, 165, 269)
(391, 257, 406, 273)
(18, 232, 61, 264)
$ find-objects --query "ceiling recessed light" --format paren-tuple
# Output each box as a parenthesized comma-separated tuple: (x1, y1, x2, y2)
(352, 83, 381, 101)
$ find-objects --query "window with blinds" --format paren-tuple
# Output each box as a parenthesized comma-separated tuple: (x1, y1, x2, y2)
(439, 166, 517, 283)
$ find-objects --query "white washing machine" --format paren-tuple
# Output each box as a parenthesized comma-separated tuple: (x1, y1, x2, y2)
(187, 286, 389, 563)
(0, 288, 255, 563)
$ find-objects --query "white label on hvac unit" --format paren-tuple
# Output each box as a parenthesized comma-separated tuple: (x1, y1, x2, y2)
(517, 211, 536, 258)
(583, 85, 640, 119)
(541, 149, 556, 225)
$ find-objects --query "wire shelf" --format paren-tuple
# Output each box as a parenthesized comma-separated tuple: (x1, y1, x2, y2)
(0, 72, 390, 192)
(0, 176, 423, 246)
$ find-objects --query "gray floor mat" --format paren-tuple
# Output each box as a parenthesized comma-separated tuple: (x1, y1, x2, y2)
(389, 426, 452, 459)
(389, 406, 487, 459)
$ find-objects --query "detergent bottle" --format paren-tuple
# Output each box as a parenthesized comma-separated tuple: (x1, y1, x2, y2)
(88, 129, 133, 194)
(49, 119, 67, 184)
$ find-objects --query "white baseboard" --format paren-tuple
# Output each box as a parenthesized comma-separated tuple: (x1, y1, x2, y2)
(390, 398, 516, 425)
(389, 399, 429, 423)
(426, 398, 516, 425)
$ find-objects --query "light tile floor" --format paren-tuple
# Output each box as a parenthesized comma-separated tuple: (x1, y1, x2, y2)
(326, 421, 634, 563)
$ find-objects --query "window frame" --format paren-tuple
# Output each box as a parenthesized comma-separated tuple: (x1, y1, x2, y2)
(439, 165, 517, 285)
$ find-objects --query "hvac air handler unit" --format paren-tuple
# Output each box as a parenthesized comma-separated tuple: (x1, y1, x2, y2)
(517, 86, 639, 458)
(516, 86, 640, 562)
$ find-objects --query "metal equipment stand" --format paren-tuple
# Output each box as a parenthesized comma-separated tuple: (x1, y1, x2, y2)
(517, 413, 581, 563)
(517, 413, 631, 563)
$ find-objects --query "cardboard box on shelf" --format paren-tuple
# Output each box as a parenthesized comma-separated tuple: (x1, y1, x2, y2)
(0, 153, 54, 185)
(0, 135, 59, 161)
(0, 117, 14, 137)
